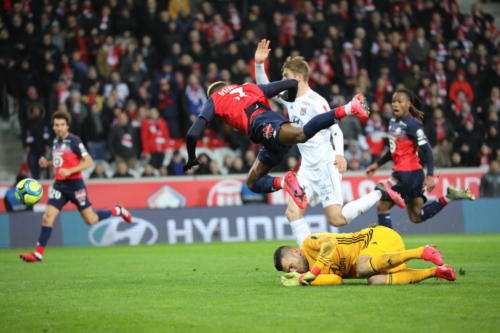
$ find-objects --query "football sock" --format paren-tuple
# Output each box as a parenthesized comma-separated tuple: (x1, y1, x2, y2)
(35, 226, 53, 259)
(342, 190, 381, 224)
(273, 176, 284, 191)
(385, 268, 437, 285)
(420, 201, 445, 221)
(289, 218, 311, 246)
(378, 213, 392, 228)
(303, 109, 341, 139)
(250, 175, 275, 193)
(368, 247, 424, 273)
(97, 209, 113, 220)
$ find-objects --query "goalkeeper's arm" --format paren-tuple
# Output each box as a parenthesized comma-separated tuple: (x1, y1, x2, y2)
(299, 234, 338, 283)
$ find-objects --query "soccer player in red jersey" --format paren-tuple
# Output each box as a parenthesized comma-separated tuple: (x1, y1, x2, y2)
(20, 111, 132, 263)
(365, 89, 475, 228)
(184, 79, 369, 209)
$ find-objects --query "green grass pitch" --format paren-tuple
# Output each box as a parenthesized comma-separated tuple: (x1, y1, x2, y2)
(1, 234, 499, 332)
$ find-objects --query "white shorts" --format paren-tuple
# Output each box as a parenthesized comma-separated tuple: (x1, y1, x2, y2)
(297, 162, 343, 208)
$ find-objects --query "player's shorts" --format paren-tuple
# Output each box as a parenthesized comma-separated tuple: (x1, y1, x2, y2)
(359, 226, 407, 273)
(47, 179, 92, 211)
(297, 161, 343, 207)
(391, 169, 426, 202)
(249, 109, 291, 167)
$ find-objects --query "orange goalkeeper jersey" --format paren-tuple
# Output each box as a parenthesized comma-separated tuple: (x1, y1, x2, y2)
(301, 227, 375, 278)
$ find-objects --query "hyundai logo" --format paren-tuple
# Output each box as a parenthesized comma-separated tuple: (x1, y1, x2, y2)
(89, 216, 158, 246)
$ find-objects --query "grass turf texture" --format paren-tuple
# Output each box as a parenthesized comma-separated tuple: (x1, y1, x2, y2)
(1, 234, 499, 332)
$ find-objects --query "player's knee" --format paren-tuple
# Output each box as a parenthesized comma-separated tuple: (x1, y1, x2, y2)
(408, 212, 423, 223)
(42, 212, 55, 227)
(368, 275, 387, 285)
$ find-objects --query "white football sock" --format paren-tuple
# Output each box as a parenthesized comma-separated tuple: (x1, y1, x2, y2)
(289, 218, 311, 246)
(344, 101, 352, 115)
(342, 190, 382, 224)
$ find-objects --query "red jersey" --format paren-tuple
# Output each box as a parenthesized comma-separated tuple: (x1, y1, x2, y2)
(52, 133, 88, 180)
(140, 118, 170, 153)
(388, 115, 428, 172)
(209, 83, 271, 134)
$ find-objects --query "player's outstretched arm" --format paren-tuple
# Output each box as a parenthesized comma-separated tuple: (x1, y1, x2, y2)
(38, 156, 53, 168)
(184, 117, 208, 171)
(258, 79, 298, 102)
(254, 39, 271, 85)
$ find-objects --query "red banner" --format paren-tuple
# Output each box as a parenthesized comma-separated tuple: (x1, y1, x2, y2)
(0, 170, 483, 213)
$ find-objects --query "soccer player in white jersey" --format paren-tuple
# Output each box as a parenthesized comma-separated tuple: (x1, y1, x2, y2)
(254, 39, 404, 245)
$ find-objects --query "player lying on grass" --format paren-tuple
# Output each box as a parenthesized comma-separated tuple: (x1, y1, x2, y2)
(274, 225, 456, 286)
(184, 77, 369, 209)
(20, 111, 132, 263)
(254, 39, 404, 246)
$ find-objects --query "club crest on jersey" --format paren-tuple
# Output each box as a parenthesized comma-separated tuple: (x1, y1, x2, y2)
(75, 189, 87, 203)
(262, 124, 274, 139)
(300, 107, 307, 116)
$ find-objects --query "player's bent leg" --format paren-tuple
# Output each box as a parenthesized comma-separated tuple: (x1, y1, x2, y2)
(384, 267, 456, 284)
(246, 158, 275, 193)
(323, 205, 346, 227)
(278, 123, 308, 145)
(42, 204, 60, 227)
(80, 207, 100, 225)
(407, 197, 425, 223)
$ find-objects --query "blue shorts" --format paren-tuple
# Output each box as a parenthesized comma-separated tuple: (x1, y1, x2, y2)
(47, 179, 92, 211)
(249, 110, 290, 167)
(391, 169, 426, 202)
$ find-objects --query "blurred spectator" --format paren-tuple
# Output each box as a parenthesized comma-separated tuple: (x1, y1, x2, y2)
(83, 103, 108, 161)
(90, 162, 108, 179)
(229, 157, 246, 174)
(108, 112, 139, 169)
(434, 139, 454, 168)
(167, 150, 186, 176)
(480, 160, 500, 198)
(113, 161, 134, 178)
(209, 160, 221, 175)
(67, 90, 88, 137)
(365, 112, 386, 158)
(194, 153, 211, 175)
(449, 69, 474, 103)
(185, 74, 206, 124)
(425, 108, 456, 147)
(142, 164, 157, 177)
(104, 72, 129, 106)
(141, 108, 170, 169)
(22, 104, 50, 179)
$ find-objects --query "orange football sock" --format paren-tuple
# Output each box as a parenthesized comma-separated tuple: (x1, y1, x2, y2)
(386, 268, 437, 285)
(368, 247, 425, 273)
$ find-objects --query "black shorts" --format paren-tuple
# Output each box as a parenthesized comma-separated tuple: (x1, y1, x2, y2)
(391, 169, 426, 202)
(47, 179, 92, 211)
(248, 109, 290, 167)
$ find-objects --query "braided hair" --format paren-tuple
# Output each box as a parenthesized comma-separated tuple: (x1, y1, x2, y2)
(394, 88, 425, 121)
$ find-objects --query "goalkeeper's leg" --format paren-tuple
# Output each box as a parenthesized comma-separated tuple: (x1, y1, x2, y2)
(357, 245, 443, 277)
(367, 266, 456, 285)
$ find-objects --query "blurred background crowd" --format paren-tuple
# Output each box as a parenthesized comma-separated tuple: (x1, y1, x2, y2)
(0, 0, 499, 183)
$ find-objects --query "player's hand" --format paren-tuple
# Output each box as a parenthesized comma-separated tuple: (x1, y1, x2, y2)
(335, 155, 347, 174)
(58, 168, 72, 177)
(280, 272, 302, 287)
(365, 163, 379, 178)
(424, 175, 436, 193)
(254, 39, 271, 64)
(183, 158, 200, 171)
(39, 156, 49, 168)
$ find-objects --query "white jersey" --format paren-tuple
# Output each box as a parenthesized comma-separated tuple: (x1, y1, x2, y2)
(255, 63, 345, 206)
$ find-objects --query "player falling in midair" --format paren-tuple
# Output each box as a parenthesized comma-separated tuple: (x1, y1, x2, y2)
(20, 111, 132, 263)
(365, 89, 475, 229)
(254, 39, 405, 245)
(184, 70, 369, 210)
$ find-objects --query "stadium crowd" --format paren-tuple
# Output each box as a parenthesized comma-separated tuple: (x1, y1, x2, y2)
(1, 0, 499, 179)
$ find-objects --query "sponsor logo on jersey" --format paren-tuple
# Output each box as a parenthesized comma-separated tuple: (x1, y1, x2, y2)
(262, 123, 274, 139)
(89, 217, 158, 246)
(300, 107, 307, 116)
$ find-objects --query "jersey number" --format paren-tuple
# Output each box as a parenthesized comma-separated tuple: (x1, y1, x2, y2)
(229, 87, 247, 101)
(49, 188, 61, 200)
(389, 137, 396, 153)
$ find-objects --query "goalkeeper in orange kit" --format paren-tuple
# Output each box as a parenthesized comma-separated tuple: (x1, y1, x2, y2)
(273, 225, 456, 286)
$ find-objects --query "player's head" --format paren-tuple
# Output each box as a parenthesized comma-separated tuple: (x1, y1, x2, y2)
(273, 246, 309, 273)
(51, 110, 71, 138)
(206, 81, 229, 96)
(392, 88, 425, 121)
(282, 56, 310, 83)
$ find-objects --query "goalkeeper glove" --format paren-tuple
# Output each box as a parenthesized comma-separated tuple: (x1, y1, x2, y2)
(280, 271, 318, 287)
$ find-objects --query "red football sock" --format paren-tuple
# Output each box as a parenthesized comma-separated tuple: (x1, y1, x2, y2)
(439, 196, 449, 206)
(110, 207, 120, 216)
(273, 177, 283, 190)
(334, 105, 346, 119)
(36, 245, 45, 256)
